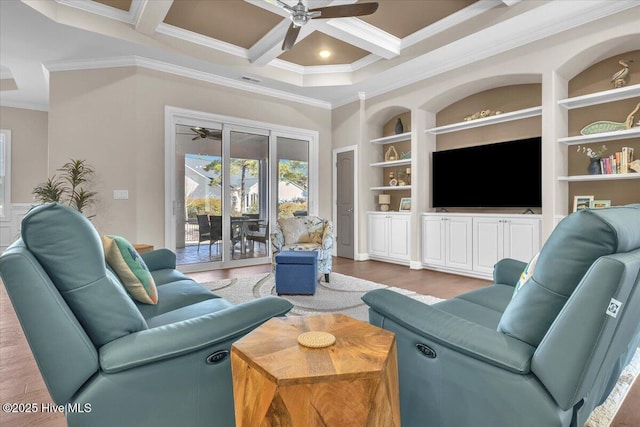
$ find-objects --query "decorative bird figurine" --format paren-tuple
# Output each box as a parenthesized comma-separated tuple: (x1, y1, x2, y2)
(611, 59, 631, 88)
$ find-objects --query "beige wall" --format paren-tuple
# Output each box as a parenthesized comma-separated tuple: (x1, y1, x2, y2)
(0, 106, 48, 203)
(48, 67, 332, 249)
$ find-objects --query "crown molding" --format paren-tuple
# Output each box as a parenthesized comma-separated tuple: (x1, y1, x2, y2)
(270, 53, 379, 76)
(270, 59, 351, 75)
(55, 0, 144, 25)
(0, 99, 49, 112)
(43, 56, 332, 109)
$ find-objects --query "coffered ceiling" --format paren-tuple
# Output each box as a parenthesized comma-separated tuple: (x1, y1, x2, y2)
(1, 0, 638, 110)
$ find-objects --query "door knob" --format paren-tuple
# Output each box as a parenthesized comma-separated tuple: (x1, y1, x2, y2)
(347, 208, 354, 213)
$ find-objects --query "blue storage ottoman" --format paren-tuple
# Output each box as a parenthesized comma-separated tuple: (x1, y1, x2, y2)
(275, 250, 318, 295)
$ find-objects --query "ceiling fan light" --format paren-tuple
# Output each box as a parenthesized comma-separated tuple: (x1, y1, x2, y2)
(290, 13, 309, 26)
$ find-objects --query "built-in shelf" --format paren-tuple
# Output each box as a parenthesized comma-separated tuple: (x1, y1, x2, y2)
(558, 84, 640, 109)
(370, 185, 412, 191)
(369, 132, 412, 145)
(558, 127, 640, 145)
(426, 106, 542, 134)
(370, 159, 412, 168)
(557, 173, 640, 182)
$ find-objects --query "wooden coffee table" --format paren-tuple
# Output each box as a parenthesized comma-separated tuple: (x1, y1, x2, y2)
(230, 314, 400, 426)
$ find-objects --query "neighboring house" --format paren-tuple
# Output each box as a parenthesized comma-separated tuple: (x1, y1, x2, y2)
(274, 181, 306, 202)
(185, 154, 260, 214)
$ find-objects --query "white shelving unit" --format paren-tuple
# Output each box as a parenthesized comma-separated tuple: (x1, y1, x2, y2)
(557, 173, 639, 182)
(558, 84, 640, 109)
(370, 185, 412, 191)
(558, 127, 640, 145)
(370, 159, 412, 168)
(425, 106, 542, 134)
(368, 126, 413, 267)
(370, 132, 411, 144)
(558, 84, 639, 183)
(369, 130, 412, 193)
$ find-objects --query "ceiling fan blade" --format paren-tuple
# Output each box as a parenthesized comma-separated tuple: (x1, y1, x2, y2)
(264, 0, 294, 13)
(282, 22, 301, 51)
(192, 136, 200, 140)
(310, 2, 378, 19)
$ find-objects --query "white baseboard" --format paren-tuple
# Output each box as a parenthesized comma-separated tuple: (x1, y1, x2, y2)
(422, 264, 493, 280)
(409, 261, 423, 270)
(355, 252, 370, 261)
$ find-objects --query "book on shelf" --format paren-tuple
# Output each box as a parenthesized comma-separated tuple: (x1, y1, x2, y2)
(598, 147, 635, 174)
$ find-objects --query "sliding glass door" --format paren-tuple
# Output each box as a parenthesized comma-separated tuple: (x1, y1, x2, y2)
(228, 128, 269, 260)
(166, 107, 317, 272)
(276, 136, 309, 219)
(174, 123, 224, 265)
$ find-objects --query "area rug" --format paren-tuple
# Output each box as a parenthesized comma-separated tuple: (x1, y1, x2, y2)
(202, 272, 639, 426)
(204, 272, 443, 321)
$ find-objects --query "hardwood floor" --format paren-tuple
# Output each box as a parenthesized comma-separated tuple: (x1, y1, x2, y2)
(1, 258, 638, 426)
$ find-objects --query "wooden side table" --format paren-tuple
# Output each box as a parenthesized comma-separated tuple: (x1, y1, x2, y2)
(231, 314, 400, 426)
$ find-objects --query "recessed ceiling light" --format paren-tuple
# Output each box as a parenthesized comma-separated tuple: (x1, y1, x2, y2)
(319, 50, 331, 59)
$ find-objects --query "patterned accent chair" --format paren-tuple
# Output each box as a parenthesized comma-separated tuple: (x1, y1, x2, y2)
(271, 216, 334, 282)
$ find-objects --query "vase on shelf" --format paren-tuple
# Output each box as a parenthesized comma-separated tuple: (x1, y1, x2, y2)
(394, 118, 404, 134)
(587, 157, 602, 175)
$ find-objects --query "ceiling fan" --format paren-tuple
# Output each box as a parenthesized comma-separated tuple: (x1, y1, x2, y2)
(188, 127, 222, 141)
(267, 0, 379, 51)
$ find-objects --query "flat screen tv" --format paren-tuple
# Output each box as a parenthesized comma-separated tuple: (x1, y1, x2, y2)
(432, 137, 542, 208)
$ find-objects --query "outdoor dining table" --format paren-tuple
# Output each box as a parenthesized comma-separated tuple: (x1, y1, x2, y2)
(231, 217, 262, 253)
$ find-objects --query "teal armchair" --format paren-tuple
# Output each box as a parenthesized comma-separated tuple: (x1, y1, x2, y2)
(0, 203, 292, 427)
(363, 204, 640, 427)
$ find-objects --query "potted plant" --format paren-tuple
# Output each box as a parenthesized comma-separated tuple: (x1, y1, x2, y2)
(32, 159, 97, 218)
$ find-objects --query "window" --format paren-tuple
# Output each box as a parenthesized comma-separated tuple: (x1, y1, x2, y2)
(0, 129, 11, 218)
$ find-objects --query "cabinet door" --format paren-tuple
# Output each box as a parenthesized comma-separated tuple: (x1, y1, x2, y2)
(388, 215, 410, 261)
(473, 217, 502, 275)
(446, 217, 473, 271)
(503, 218, 540, 262)
(422, 216, 445, 266)
(368, 214, 389, 258)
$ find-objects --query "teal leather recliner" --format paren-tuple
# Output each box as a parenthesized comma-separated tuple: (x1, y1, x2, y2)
(0, 203, 293, 427)
(363, 204, 640, 427)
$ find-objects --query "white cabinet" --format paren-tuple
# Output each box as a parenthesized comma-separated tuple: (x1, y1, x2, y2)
(367, 212, 410, 264)
(422, 213, 541, 279)
(421, 214, 472, 272)
(473, 216, 541, 275)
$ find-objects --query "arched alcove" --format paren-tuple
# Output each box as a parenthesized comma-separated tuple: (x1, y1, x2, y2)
(419, 74, 541, 114)
(556, 34, 640, 82)
(365, 105, 412, 213)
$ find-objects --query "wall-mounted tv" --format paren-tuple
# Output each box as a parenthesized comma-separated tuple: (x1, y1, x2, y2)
(432, 137, 542, 208)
